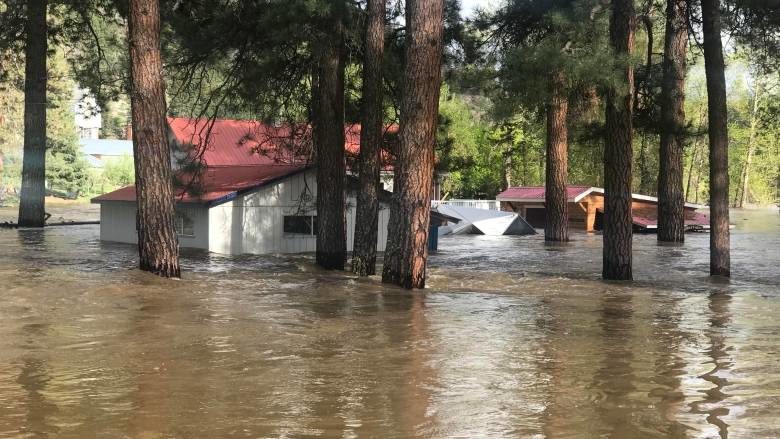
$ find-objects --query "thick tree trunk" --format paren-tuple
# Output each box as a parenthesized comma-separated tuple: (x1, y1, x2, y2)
(544, 70, 569, 242)
(657, 0, 687, 242)
(313, 2, 347, 270)
(737, 83, 761, 208)
(352, 0, 385, 277)
(701, 0, 730, 276)
(17, 0, 47, 227)
(128, 0, 180, 278)
(381, 0, 443, 289)
(603, 0, 636, 280)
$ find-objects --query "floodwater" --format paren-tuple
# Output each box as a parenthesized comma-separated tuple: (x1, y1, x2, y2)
(0, 209, 778, 438)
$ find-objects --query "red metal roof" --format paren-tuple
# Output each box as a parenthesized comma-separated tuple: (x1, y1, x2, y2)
(168, 117, 396, 168)
(497, 186, 592, 201)
(92, 165, 305, 204)
(94, 118, 399, 204)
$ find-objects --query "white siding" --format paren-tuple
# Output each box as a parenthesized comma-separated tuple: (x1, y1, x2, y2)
(208, 170, 389, 255)
(99, 202, 137, 244)
(97, 201, 209, 249)
(98, 170, 390, 255)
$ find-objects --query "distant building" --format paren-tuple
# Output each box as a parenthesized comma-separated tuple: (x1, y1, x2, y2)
(497, 186, 709, 232)
(79, 138, 134, 168)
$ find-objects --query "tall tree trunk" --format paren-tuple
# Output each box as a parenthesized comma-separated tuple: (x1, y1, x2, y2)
(701, 0, 730, 276)
(352, 0, 385, 277)
(381, 0, 443, 289)
(603, 0, 636, 281)
(501, 148, 512, 191)
(637, 136, 654, 195)
(545, 70, 569, 242)
(738, 82, 761, 208)
(693, 152, 703, 205)
(128, 0, 180, 278)
(313, 1, 347, 270)
(520, 141, 528, 185)
(17, 0, 47, 227)
(657, 0, 688, 242)
(685, 138, 699, 202)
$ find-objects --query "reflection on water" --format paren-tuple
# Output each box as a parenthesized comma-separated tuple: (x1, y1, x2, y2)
(0, 209, 778, 438)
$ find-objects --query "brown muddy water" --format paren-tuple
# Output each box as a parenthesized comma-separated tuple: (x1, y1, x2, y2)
(0, 208, 778, 438)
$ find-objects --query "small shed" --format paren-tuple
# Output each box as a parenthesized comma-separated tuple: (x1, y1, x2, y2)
(496, 186, 709, 232)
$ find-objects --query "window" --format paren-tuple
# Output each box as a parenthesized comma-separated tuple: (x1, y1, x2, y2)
(175, 211, 195, 236)
(283, 215, 317, 235)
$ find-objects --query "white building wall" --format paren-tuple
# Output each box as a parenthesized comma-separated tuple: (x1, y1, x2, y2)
(99, 201, 137, 244)
(207, 170, 389, 255)
(98, 170, 390, 255)
(98, 201, 209, 249)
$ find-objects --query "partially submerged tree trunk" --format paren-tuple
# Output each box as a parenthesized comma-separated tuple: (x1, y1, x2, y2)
(657, 0, 687, 243)
(701, 0, 730, 276)
(381, 0, 443, 289)
(603, 0, 636, 280)
(313, 1, 347, 270)
(128, 0, 180, 278)
(352, 0, 385, 277)
(544, 70, 569, 242)
(17, 0, 47, 228)
(737, 82, 761, 208)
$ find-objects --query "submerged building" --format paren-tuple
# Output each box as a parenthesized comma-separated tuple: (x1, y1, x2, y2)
(496, 186, 709, 232)
(92, 117, 451, 255)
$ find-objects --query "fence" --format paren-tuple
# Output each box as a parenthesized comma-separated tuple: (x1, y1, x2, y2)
(432, 199, 501, 211)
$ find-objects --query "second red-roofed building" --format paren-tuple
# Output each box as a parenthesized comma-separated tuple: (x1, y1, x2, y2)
(496, 186, 709, 232)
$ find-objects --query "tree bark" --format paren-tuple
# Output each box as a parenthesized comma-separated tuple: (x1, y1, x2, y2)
(381, 0, 443, 289)
(657, 0, 687, 242)
(737, 82, 761, 208)
(545, 70, 569, 242)
(603, 0, 636, 280)
(313, 1, 347, 270)
(128, 0, 180, 278)
(352, 0, 385, 277)
(17, 0, 47, 227)
(701, 0, 730, 277)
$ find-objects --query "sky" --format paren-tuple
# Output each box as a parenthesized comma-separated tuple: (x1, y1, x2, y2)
(460, 0, 495, 18)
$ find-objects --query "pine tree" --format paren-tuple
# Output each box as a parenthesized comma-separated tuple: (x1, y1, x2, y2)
(313, 0, 347, 270)
(352, 0, 386, 276)
(657, 0, 687, 242)
(127, 0, 180, 278)
(603, 0, 636, 280)
(382, 0, 444, 289)
(17, 0, 47, 227)
(545, 69, 569, 242)
(701, 0, 730, 276)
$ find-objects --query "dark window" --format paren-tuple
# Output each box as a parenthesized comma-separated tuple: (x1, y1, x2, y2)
(283, 215, 316, 235)
(175, 211, 195, 236)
